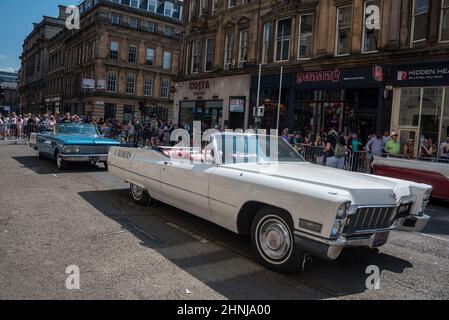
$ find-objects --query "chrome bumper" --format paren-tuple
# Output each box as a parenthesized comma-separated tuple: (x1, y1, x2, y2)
(60, 154, 108, 162)
(295, 213, 430, 261)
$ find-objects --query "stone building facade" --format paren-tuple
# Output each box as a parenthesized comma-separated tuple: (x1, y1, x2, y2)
(18, 6, 67, 115)
(175, 0, 449, 142)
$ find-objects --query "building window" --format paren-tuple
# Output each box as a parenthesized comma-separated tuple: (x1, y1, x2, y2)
(163, 25, 173, 36)
(160, 79, 169, 98)
(107, 72, 117, 92)
(224, 33, 233, 69)
(163, 51, 172, 70)
(191, 40, 201, 73)
(147, 21, 157, 32)
(128, 45, 137, 63)
(126, 73, 136, 94)
(336, 5, 353, 56)
(111, 14, 121, 25)
(146, 48, 155, 66)
(189, 0, 196, 21)
(148, 0, 157, 12)
(238, 30, 249, 68)
(130, 0, 139, 8)
(123, 105, 134, 123)
(164, 1, 174, 17)
(212, 0, 218, 15)
(204, 38, 215, 72)
(362, 0, 380, 53)
(262, 23, 271, 64)
(129, 17, 138, 28)
(298, 13, 313, 59)
(144, 77, 153, 97)
(440, 0, 449, 42)
(411, 0, 429, 45)
(200, 0, 207, 16)
(110, 41, 119, 60)
(228, 0, 236, 9)
(275, 18, 292, 62)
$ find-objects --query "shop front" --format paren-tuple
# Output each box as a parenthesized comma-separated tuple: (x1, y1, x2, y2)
(250, 66, 385, 141)
(173, 74, 251, 131)
(390, 61, 449, 157)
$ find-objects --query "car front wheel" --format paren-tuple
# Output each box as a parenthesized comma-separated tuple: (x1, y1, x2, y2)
(56, 153, 66, 170)
(251, 207, 304, 274)
(130, 183, 150, 205)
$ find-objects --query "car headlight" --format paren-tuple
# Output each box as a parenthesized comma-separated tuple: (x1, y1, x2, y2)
(331, 221, 343, 238)
(336, 202, 351, 219)
(63, 146, 80, 154)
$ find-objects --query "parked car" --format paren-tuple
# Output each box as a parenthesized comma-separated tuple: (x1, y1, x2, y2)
(30, 123, 120, 170)
(373, 155, 449, 200)
(108, 133, 432, 273)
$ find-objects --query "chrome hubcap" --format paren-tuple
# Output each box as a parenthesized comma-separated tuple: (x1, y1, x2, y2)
(131, 184, 144, 199)
(57, 156, 62, 167)
(258, 219, 291, 260)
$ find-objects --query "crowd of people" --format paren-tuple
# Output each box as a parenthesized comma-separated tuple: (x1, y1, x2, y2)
(280, 127, 449, 170)
(0, 111, 181, 147)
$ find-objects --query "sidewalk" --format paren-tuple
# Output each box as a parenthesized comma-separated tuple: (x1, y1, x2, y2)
(0, 139, 29, 146)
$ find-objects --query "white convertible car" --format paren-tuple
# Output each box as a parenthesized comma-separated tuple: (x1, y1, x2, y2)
(108, 133, 431, 273)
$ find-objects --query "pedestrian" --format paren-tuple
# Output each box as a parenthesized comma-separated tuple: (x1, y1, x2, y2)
(385, 131, 401, 156)
(366, 131, 384, 157)
(281, 128, 290, 144)
(348, 133, 364, 172)
(420, 138, 435, 161)
(0, 116, 5, 140)
(403, 139, 415, 159)
(439, 136, 449, 162)
(324, 128, 347, 170)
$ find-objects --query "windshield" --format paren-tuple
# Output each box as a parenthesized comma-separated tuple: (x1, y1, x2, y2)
(213, 134, 305, 165)
(55, 124, 100, 136)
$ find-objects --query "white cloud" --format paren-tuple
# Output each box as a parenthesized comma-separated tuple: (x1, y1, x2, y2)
(0, 67, 17, 73)
(0, 54, 7, 59)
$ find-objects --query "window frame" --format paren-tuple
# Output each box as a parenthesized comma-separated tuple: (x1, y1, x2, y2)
(204, 38, 215, 72)
(191, 40, 201, 74)
(335, 5, 353, 57)
(262, 22, 271, 65)
(126, 73, 136, 95)
(274, 17, 292, 62)
(439, 0, 449, 43)
(410, 0, 430, 46)
(224, 32, 234, 69)
(128, 44, 137, 63)
(298, 13, 314, 60)
(361, 0, 381, 54)
(160, 79, 170, 99)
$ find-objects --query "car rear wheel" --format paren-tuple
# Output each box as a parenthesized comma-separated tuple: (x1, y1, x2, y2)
(130, 183, 150, 205)
(251, 207, 304, 274)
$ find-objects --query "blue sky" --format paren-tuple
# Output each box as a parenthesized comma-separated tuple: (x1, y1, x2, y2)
(0, 0, 74, 72)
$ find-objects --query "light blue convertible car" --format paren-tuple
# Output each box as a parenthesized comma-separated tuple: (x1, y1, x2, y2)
(30, 123, 120, 170)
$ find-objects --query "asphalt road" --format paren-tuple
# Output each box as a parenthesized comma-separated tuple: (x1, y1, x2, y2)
(0, 143, 448, 300)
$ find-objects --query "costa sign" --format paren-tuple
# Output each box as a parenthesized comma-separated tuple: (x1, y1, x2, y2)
(189, 80, 210, 91)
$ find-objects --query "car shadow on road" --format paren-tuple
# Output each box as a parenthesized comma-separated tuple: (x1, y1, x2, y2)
(420, 198, 449, 237)
(79, 189, 414, 300)
(12, 156, 107, 174)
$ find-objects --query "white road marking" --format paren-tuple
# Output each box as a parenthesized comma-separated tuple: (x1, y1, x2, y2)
(416, 232, 449, 243)
(166, 222, 209, 244)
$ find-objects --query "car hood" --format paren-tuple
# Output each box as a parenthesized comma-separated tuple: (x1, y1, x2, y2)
(54, 134, 120, 145)
(225, 162, 415, 205)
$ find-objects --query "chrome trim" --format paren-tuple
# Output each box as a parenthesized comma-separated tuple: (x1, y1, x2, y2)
(60, 154, 108, 162)
(294, 230, 347, 246)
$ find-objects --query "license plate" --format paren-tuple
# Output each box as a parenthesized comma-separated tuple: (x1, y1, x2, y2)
(372, 232, 389, 248)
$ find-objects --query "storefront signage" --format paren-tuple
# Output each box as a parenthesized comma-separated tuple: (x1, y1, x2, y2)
(397, 68, 449, 81)
(189, 80, 210, 91)
(296, 70, 341, 84)
(97, 80, 106, 90)
(230, 98, 245, 113)
(82, 79, 95, 89)
(390, 62, 449, 87)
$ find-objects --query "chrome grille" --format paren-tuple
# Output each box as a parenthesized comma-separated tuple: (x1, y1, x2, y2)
(78, 145, 111, 154)
(345, 206, 398, 234)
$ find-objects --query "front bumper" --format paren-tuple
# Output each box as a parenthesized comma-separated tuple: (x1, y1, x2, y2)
(295, 213, 430, 261)
(60, 154, 108, 162)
